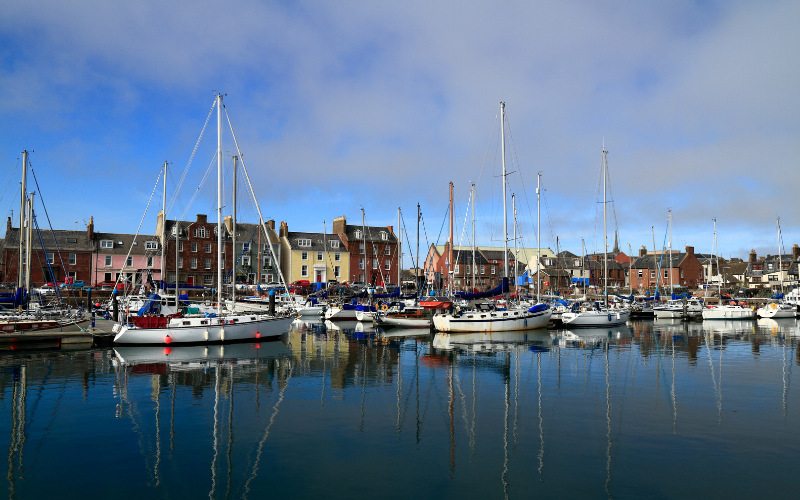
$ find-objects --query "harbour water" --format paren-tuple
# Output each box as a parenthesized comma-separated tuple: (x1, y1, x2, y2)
(2, 318, 799, 499)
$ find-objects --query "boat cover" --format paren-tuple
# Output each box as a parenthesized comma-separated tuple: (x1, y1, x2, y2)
(454, 278, 509, 300)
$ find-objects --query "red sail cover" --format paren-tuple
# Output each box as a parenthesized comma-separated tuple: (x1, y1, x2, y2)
(131, 316, 169, 328)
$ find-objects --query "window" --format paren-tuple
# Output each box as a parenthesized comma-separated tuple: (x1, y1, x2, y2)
(123, 256, 131, 267)
(66, 271, 76, 279)
(359, 273, 365, 282)
(243, 243, 249, 252)
(205, 243, 211, 253)
(104, 272, 112, 281)
(664, 269, 668, 278)
(638, 270, 643, 278)
(191, 258, 197, 269)
(454, 264, 460, 273)
(680, 268, 684, 279)
(103, 255, 112, 267)
(380, 231, 387, 241)
(69, 253, 76, 265)
(335, 253, 341, 262)
(385, 246, 390, 255)
(769, 275, 778, 281)
(191, 242, 197, 252)
(179, 241, 184, 252)
(242, 255, 251, 266)
(372, 258, 378, 269)
(178, 258, 183, 269)
(204, 276, 213, 286)
(301, 265, 308, 277)
(171, 225, 180, 236)
(198, 227, 206, 238)
(204, 258, 211, 269)
(301, 251, 308, 260)
(359, 258, 364, 270)
(46, 253, 54, 265)
(359, 243, 365, 254)
(261, 274, 268, 282)
(334, 266, 341, 278)
(491, 265, 496, 275)
(317, 252, 323, 261)
(481, 265, 485, 274)
(650, 270, 655, 278)
(355, 230, 362, 239)
(100, 240, 113, 249)
(67, 238, 77, 243)
(466, 265, 470, 274)
(146, 241, 158, 250)
(297, 238, 311, 247)
(330, 240, 339, 249)
(385, 259, 390, 271)
(768, 263, 774, 270)
(147, 256, 153, 268)
(264, 256, 272, 267)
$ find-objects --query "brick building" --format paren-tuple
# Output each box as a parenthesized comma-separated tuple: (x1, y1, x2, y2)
(332, 215, 399, 286)
(629, 245, 703, 290)
(160, 214, 235, 288)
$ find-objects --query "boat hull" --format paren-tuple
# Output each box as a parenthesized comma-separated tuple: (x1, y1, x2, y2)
(325, 307, 358, 321)
(562, 309, 630, 327)
(113, 315, 294, 345)
(701, 306, 755, 320)
(432, 308, 551, 333)
(755, 307, 795, 319)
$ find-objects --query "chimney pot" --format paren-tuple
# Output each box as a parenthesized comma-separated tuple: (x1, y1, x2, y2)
(749, 249, 757, 263)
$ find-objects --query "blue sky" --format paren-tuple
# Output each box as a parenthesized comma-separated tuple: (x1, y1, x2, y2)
(1, 0, 798, 267)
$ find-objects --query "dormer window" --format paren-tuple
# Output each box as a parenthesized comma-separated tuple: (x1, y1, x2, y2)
(330, 240, 339, 249)
(355, 230, 362, 239)
(171, 225, 181, 235)
(297, 238, 311, 247)
(198, 227, 207, 238)
(145, 241, 158, 250)
(67, 238, 77, 243)
(100, 240, 113, 249)
(380, 231, 388, 241)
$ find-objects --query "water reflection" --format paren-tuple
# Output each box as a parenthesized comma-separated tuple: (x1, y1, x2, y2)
(1, 319, 799, 498)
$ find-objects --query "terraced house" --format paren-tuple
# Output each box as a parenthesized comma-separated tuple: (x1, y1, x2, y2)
(332, 215, 398, 286)
(278, 222, 349, 284)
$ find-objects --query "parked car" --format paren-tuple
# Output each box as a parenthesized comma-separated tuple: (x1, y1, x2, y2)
(59, 280, 85, 289)
(34, 284, 56, 295)
(291, 280, 311, 287)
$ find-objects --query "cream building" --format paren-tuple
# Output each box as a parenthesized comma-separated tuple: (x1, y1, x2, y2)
(279, 222, 350, 283)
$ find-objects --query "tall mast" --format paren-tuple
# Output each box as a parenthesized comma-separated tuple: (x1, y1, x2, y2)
(361, 207, 366, 285)
(668, 210, 673, 291)
(397, 208, 402, 286)
(471, 183, 476, 291)
(216, 93, 223, 315)
(713, 218, 720, 296)
(777, 218, 784, 293)
(18, 150, 27, 289)
(512, 193, 518, 292)
(416, 203, 420, 293)
(324, 220, 328, 282)
(449, 181, 454, 293)
(652, 226, 657, 295)
(24, 193, 34, 301)
(581, 238, 586, 297)
(537, 172, 541, 303)
(500, 102, 508, 283)
(175, 217, 180, 300)
(232, 155, 237, 307)
(602, 146, 608, 306)
(161, 161, 167, 288)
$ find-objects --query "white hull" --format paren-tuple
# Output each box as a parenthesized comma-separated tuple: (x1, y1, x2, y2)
(114, 341, 290, 364)
(325, 307, 358, 321)
(701, 306, 755, 320)
(113, 314, 294, 345)
(562, 309, 630, 327)
(355, 310, 375, 322)
(297, 306, 325, 316)
(432, 308, 551, 333)
(375, 315, 431, 328)
(756, 305, 795, 319)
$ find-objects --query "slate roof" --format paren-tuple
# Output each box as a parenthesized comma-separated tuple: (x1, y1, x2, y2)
(481, 249, 515, 262)
(343, 224, 397, 243)
(630, 253, 686, 269)
(285, 232, 346, 252)
(235, 222, 280, 245)
(95, 232, 159, 255)
(2, 228, 94, 252)
(452, 250, 490, 265)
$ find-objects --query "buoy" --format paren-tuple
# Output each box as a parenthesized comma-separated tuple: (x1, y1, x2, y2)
(164, 335, 172, 344)
(255, 332, 261, 339)
(204, 331, 209, 341)
(255, 343, 261, 349)
(220, 328, 225, 341)
(164, 347, 172, 355)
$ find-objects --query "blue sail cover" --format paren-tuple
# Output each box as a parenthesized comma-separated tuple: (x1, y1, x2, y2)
(138, 294, 161, 316)
(454, 277, 509, 300)
(773, 292, 785, 299)
(372, 287, 401, 299)
(0, 287, 25, 307)
(613, 294, 634, 302)
(159, 280, 206, 290)
(528, 303, 550, 313)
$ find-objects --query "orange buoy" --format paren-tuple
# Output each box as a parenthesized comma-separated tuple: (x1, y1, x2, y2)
(255, 332, 261, 339)
(164, 347, 172, 355)
(255, 343, 261, 349)
(164, 335, 172, 344)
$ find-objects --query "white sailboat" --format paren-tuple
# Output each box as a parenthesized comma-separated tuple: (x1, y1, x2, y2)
(757, 218, 795, 319)
(432, 102, 552, 332)
(702, 220, 754, 321)
(113, 94, 294, 344)
(562, 146, 630, 327)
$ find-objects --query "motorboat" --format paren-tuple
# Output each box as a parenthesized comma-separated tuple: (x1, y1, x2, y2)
(654, 298, 705, 320)
(561, 303, 630, 327)
(701, 302, 755, 320)
(756, 301, 796, 319)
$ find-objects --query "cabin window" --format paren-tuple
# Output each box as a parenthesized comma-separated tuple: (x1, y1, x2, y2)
(301, 265, 308, 277)
(251, 317, 256, 320)
(200, 320, 207, 325)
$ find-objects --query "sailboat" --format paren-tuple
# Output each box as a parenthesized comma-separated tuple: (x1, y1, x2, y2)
(113, 94, 294, 344)
(561, 145, 630, 327)
(757, 218, 795, 319)
(702, 220, 754, 320)
(431, 102, 552, 332)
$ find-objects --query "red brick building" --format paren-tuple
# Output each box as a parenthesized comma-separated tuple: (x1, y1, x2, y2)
(161, 214, 237, 288)
(332, 215, 399, 286)
(630, 245, 704, 290)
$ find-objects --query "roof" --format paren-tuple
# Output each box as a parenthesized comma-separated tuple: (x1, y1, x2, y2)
(3, 227, 94, 252)
(284, 232, 346, 252)
(435, 245, 554, 265)
(343, 225, 397, 243)
(95, 232, 160, 255)
(480, 249, 515, 262)
(630, 253, 686, 269)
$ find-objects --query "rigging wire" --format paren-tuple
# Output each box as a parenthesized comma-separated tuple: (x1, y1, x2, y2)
(0, 157, 20, 208)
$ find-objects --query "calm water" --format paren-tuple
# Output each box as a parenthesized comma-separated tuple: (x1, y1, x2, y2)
(2, 318, 799, 499)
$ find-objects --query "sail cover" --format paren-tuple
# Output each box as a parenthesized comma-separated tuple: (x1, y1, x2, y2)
(454, 278, 509, 300)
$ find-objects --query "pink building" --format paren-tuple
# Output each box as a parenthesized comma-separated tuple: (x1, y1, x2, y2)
(92, 233, 163, 285)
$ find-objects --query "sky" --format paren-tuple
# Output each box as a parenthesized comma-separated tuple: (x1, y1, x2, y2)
(1, 0, 798, 268)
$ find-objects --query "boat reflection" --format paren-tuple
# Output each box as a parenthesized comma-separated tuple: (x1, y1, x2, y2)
(432, 330, 552, 353)
(113, 341, 290, 365)
(378, 327, 431, 340)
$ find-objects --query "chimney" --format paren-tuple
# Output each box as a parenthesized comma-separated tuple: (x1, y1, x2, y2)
(758, 256, 765, 262)
(639, 245, 647, 257)
(267, 219, 275, 230)
(197, 214, 208, 224)
(749, 249, 757, 263)
(685, 245, 694, 257)
(7, 216, 11, 233)
(333, 216, 346, 235)
(279, 221, 288, 238)
(87, 216, 94, 240)
(387, 225, 393, 237)
(793, 244, 799, 261)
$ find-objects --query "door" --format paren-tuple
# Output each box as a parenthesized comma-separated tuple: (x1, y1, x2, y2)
(316, 270, 323, 283)
(187, 276, 194, 286)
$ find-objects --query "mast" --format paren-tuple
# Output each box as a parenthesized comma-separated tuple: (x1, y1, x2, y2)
(324, 221, 328, 283)
(18, 150, 27, 289)
(398, 208, 402, 286)
(361, 207, 366, 285)
(24, 193, 34, 301)
(232, 155, 237, 307)
(416, 203, 421, 293)
(777, 218, 784, 293)
(581, 238, 586, 296)
(471, 183, 476, 292)
(161, 161, 167, 288)
(501, 102, 509, 284)
(216, 93, 223, 315)
(713, 219, 720, 296)
(668, 210, 673, 291)
(449, 181, 454, 293)
(513, 193, 518, 293)
(537, 172, 541, 303)
(602, 146, 608, 306)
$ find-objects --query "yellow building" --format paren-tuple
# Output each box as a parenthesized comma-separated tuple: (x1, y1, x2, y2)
(278, 222, 349, 284)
